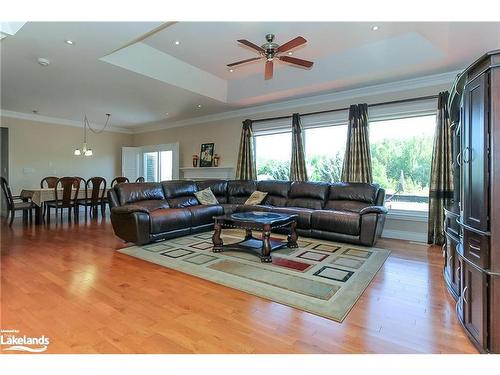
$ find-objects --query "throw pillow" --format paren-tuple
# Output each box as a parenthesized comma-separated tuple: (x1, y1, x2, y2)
(244, 190, 268, 205)
(194, 188, 219, 205)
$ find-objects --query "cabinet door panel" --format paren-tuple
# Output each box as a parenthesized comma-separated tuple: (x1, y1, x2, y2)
(462, 261, 487, 349)
(462, 73, 490, 232)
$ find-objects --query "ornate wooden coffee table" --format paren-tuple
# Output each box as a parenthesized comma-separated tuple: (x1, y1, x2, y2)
(212, 211, 298, 262)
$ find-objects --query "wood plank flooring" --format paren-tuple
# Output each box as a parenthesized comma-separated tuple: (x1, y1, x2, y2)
(0, 215, 478, 353)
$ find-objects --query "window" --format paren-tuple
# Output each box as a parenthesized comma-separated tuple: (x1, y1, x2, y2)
(143, 150, 174, 182)
(255, 132, 292, 180)
(305, 125, 348, 183)
(369, 115, 436, 212)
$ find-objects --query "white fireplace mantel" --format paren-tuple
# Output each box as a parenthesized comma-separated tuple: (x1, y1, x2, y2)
(180, 167, 235, 180)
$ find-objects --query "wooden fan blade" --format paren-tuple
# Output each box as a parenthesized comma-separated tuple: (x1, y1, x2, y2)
(237, 39, 265, 53)
(265, 60, 273, 80)
(277, 36, 307, 53)
(227, 57, 262, 67)
(278, 56, 314, 68)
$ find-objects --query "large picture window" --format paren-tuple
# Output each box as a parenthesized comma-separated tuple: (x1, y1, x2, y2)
(255, 132, 292, 180)
(370, 114, 436, 211)
(305, 125, 348, 183)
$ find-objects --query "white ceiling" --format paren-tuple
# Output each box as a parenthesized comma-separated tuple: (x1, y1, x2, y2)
(1, 21, 500, 129)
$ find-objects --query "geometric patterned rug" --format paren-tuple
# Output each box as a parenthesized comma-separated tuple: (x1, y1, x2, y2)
(118, 229, 390, 322)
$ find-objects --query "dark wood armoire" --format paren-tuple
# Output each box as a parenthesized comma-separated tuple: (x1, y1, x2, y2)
(444, 50, 500, 353)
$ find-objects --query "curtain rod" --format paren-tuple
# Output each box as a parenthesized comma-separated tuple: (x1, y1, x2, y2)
(251, 94, 439, 123)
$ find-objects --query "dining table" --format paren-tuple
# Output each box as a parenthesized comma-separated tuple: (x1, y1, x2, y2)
(20, 188, 109, 224)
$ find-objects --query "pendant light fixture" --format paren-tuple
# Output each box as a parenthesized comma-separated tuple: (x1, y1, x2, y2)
(74, 113, 111, 157)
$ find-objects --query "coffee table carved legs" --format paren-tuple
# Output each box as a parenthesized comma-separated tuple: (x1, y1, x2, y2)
(261, 224, 272, 263)
(287, 221, 298, 248)
(212, 222, 223, 252)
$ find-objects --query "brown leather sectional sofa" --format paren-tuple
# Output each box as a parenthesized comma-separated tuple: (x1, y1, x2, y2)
(108, 179, 387, 247)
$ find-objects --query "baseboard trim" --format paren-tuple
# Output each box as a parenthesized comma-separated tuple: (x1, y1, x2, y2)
(381, 229, 427, 243)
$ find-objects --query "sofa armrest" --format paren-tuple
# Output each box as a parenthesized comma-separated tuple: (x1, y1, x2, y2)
(111, 205, 150, 215)
(360, 205, 388, 215)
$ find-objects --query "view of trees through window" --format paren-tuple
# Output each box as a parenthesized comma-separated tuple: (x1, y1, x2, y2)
(255, 114, 436, 211)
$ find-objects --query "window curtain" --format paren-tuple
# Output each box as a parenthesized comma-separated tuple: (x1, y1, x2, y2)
(341, 104, 373, 183)
(428, 91, 454, 245)
(235, 119, 257, 180)
(290, 113, 308, 181)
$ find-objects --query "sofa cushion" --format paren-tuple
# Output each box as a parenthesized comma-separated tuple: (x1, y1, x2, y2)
(328, 182, 379, 204)
(257, 180, 290, 207)
(311, 210, 360, 236)
(194, 188, 219, 205)
(162, 180, 199, 208)
(286, 182, 329, 210)
(188, 205, 223, 227)
(196, 180, 228, 204)
(128, 200, 170, 213)
(324, 200, 370, 213)
(268, 206, 313, 229)
(149, 208, 192, 234)
(245, 191, 268, 205)
(116, 182, 165, 205)
(227, 180, 257, 204)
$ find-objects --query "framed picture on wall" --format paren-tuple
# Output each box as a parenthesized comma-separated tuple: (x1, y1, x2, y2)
(199, 143, 215, 167)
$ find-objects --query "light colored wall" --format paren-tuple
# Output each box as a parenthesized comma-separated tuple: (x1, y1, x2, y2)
(1, 116, 133, 194)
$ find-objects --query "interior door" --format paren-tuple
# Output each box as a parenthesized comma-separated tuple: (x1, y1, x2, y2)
(122, 147, 141, 182)
(462, 73, 490, 232)
(0, 127, 8, 217)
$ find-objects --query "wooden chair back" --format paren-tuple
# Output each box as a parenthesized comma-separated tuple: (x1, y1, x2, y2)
(0, 176, 14, 210)
(40, 176, 58, 188)
(111, 177, 129, 187)
(135, 177, 145, 183)
(73, 177, 85, 188)
(55, 177, 80, 207)
(86, 177, 106, 205)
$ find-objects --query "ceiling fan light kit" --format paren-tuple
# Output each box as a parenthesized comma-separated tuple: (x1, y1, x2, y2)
(228, 34, 314, 80)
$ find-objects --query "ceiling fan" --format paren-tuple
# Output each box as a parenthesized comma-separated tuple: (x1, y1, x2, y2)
(227, 34, 314, 80)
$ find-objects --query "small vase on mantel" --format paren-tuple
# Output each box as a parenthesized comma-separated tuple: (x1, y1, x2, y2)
(213, 154, 220, 167)
(192, 155, 199, 167)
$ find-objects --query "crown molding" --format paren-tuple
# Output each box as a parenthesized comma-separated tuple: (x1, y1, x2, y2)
(131, 70, 460, 134)
(0, 110, 133, 134)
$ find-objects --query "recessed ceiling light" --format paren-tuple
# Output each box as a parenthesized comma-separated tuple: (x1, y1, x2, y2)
(174, 40, 180, 45)
(372, 25, 379, 31)
(197, 104, 202, 108)
(65, 40, 74, 45)
(229, 68, 234, 73)
(165, 112, 169, 116)
(288, 51, 293, 55)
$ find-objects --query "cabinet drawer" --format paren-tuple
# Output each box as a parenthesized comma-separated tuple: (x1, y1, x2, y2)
(444, 213, 460, 238)
(463, 229, 490, 269)
(444, 234, 460, 297)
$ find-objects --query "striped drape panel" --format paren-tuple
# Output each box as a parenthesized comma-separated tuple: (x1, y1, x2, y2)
(290, 113, 308, 182)
(235, 119, 257, 180)
(428, 91, 454, 245)
(341, 104, 373, 183)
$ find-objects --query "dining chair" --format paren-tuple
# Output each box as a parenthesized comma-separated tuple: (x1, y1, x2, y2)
(40, 176, 58, 188)
(45, 177, 80, 223)
(111, 177, 129, 187)
(77, 177, 106, 219)
(1, 176, 35, 226)
(40, 176, 59, 218)
(135, 177, 145, 183)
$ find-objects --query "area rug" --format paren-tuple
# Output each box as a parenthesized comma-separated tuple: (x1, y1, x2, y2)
(118, 230, 390, 322)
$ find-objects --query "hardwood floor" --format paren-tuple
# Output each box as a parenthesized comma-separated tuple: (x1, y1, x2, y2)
(0, 214, 478, 354)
